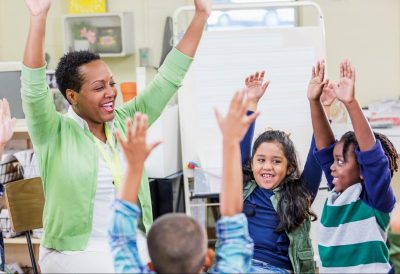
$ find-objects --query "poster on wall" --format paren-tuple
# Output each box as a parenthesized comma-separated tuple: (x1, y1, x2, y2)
(67, 0, 107, 14)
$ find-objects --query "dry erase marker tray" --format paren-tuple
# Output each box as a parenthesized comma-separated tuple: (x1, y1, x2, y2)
(193, 167, 222, 195)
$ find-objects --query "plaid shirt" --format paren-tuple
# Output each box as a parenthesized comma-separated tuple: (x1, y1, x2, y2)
(109, 199, 254, 273)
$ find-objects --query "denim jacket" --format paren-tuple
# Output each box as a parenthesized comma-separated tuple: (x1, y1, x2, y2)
(243, 180, 315, 274)
(108, 199, 254, 273)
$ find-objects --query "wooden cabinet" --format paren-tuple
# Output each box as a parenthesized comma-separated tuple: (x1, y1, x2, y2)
(4, 236, 40, 269)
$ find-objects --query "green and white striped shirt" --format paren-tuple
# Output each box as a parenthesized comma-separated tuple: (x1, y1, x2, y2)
(318, 183, 391, 273)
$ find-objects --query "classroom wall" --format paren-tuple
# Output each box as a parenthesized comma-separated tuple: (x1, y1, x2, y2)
(300, 0, 400, 107)
(0, 0, 399, 106)
(0, 0, 190, 84)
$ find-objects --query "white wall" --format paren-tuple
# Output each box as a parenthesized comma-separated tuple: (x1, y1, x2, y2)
(300, 0, 400, 106)
(0, 0, 399, 106)
(0, 0, 190, 84)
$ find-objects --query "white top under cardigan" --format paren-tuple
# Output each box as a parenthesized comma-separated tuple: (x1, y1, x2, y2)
(40, 107, 149, 259)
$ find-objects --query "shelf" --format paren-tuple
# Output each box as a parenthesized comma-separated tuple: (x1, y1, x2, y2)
(63, 13, 134, 57)
(4, 236, 41, 245)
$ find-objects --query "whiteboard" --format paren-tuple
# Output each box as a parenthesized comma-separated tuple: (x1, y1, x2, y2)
(175, 3, 326, 214)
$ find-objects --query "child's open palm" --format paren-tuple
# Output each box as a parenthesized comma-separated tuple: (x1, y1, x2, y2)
(25, 0, 51, 16)
(0, 99, 16, 146)
(244, 71, 270, 105)
(336, 60, 356, 104)
(307, 60, 326, 101)
(214, 90, 259, 143)
(115, 113, 161, 170)
(321, 80, 337, 107)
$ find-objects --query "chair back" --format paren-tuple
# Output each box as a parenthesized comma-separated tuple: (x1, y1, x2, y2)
(4, 177, 44, 233)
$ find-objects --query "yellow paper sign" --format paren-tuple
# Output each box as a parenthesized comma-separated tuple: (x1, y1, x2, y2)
(68, 0, 107, 14)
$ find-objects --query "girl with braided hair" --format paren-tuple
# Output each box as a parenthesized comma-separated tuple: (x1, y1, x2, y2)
(308, 59, 397, 273)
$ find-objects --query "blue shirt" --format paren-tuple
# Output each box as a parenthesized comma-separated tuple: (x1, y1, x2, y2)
(240, 115, 323, 270)
(245, 187, 292, 270)
(108, 199, 254, 273)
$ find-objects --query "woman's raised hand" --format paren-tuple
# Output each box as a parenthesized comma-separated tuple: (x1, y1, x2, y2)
(25, 0, 51, 17)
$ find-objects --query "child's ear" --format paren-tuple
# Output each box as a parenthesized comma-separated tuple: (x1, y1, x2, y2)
(147, 261, 155, 271)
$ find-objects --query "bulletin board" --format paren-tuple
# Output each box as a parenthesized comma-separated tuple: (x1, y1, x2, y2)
(173, 1, 327, 214)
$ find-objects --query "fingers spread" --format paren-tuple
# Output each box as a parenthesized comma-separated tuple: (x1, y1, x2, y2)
(125, 118, 133, 140)
(214, 107, 223, 130)
(340, 62, 345, 78)
(319, 60, 325, 80)
(261, 81, 270, 92)
(245, 111, 260, 126)
(148, 140, 163, 152)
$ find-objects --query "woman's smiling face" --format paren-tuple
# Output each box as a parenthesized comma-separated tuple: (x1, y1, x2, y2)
(71, 59, 118, 125)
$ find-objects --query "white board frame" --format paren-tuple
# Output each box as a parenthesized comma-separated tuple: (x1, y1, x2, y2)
(173, 1, 327, 215)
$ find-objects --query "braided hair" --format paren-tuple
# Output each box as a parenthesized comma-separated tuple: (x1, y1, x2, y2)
(340, 131, 398, 176)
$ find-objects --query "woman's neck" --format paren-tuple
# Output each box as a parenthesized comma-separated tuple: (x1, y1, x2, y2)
(88, 122, 106, 143)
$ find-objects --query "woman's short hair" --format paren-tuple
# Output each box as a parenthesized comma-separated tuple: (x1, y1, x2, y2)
(55, 50, 100, 102)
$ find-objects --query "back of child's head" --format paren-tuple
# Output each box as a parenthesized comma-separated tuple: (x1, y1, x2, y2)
(340, 131, 398, 176)
(243, 130, 317, 232)
(147, 213, 207, 274)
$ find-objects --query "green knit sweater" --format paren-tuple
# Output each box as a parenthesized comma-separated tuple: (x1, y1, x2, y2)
(21, 48, 192, 251)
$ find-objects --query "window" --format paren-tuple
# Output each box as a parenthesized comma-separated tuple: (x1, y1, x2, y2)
(208, 0, 296, 30)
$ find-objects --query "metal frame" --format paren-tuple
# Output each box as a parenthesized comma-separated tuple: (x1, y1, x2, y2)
(25, 231, 38, 274)
(173, 1, 325, 46)
(172, 1, 326, 215)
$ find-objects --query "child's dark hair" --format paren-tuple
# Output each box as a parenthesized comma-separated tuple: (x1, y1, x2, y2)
(243, 130, 317, 232)
(340, 131, 398, 176)
(147, 213, 207, 273)
(55, 50, 101, 102)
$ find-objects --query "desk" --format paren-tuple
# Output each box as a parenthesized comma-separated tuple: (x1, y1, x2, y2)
(4, 236, 40, 269)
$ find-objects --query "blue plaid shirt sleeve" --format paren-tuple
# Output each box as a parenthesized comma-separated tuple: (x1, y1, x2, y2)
(211, 213, 254, 273)
(108, 199, 153, 274)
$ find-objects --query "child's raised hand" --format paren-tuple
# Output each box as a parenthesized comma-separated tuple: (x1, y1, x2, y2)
(24, 0, 51, 16)
(321, 80, 337, 107)
(244, 71, 270, 107)
(0, 99, 16, 147)
(214, 90, 259, 143)
(336, 59, 356, 104)
(307, 60, 326, 102)
(115, 113, 161, 170)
